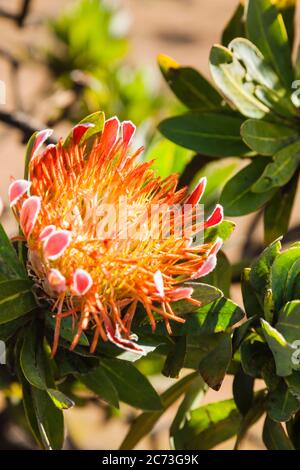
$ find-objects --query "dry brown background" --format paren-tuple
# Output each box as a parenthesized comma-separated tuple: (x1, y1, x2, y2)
(1, 0, 298, 450)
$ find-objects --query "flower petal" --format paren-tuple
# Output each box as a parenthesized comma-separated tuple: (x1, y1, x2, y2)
(39, 224, 56, 241)
(43, 230, 72, 260)
(204, 204, 223, 228)
(169, 287, 194, 301)
(122, 120, 136, 145)
(106, 323, 146, 356)
(186, 177, 207, 206)
(101, 116, 120, 153)
(20, 196, 41, 238)
(47, 268, 66, 293)
(209, 237, 223, 255)
(9, 179, 31, 206)
(72, 123, 95, 145)
(73, 268, 93, 295)
(32, 129, 53, 160)
(192, 254, 217, 279)
(154, 270, 164, 297)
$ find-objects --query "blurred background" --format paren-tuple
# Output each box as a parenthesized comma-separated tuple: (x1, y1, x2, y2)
(1, 0, 298, 450)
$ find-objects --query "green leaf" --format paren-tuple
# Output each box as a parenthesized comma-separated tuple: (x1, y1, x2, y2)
(287, 412, 300, 449)
(255, 84, 297, 119)
(78, 366, 119, 408)
(263, 416, 295, 449)
(241, 338, 272, 377)
(139, 297, 244, 337)
(233, 366, 255, 415)
(232, 315, 257, 352)
(264, 174, 298, 245)
(229, 38, 281, 91)
(47, 389, 74, 410)
(100, 358, 162, 411)
(209, 44, 269, 118)
(0, 280, 36, 324)
(198, 333, 232, 390)
(162, 336, 186, 379)
(246, 0, 294, 89)
(261, 319, 295, 377)
(172, 398, 242, 450)
(241, 268, 264, 318)
(31, 386, 64, 450)
(171, 282, 222, 316)
(241, 119, 298, 156)
(267, 380, 300, 422)
(159, 112, 252, 157)
(0, 224, 27, 281)
(204, 220, 235, 244)
(250, 237, 281, 296)
(234, 390, 267, 450)
(285, 372, 300, 399)
(222, 3, 245, 46)
(276, 301, 300, 345)
(271, 245, 300, 311)
(120, 372, 199, 450)
(158, 54, 221, 110)
(0, 315, 30, 341)
(19, 368, 44, 448)
(220, 159, 276, 216)
(20, 326, 47, 390)
(252, 140, 300, 193)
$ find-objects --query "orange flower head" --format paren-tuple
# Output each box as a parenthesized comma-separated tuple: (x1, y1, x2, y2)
(9, 114, 223, 356)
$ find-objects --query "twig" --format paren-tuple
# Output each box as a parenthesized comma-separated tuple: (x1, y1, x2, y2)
(0, 110, 57, 144)
(0, 0, 32, 28)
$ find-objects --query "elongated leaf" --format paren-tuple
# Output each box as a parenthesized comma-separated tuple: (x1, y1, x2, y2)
(276, 301, 300, 345)
(261, 319, 295, 377)
(19, 368, 44, 448)
(229, 38, 280, 91)
(252, 140, 300, 193)
(234, 390, 266, 449)
(0, 280, 36, 324)
(158, 54, 221, 110)
(78, 366, 119, 408)
(222, 3, 245, 46)
(47, 389, 74, 410)
(220, 159, 276, 216)
(204, 220, 235, 244)
(241, 339, 273, 378)
(233, 366, 255, 416)
(264, 174, 298, 245)
(267, 380, 300, 422)
(173, 398, 242, 450)
(101, 358, 162, 411)
(285, 372, 300, 399)
(20, 326, 47, 390)
(0, 224, 27, 281)
(159, 112, 251, 157)
(241, 119, 298, 156)
(250, 237, 281, 296)
(198, 333, 232, 390)
(171, 282, 222, 315)
(263, 416, 295, 449)
(31, 386, 64, 450)
(246, 0, 294, 89)
(209, 44, 269, 118)
(271, 245, 300, 311)
(0, 315, 30, 341)
(162, 336, 186, 379)
(120, 372, 198, 450)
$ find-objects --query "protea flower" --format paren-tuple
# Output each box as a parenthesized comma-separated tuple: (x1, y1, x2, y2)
(9, 114, 223, 356)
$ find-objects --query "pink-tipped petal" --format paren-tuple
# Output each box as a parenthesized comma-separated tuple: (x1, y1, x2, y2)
(32, 129, 53, 160)
(20, 196, 41, 238)
(154, 270, 164, 297)
(204, 204, 223, 229)
(106, 323, 146, 356)
(210, 237, 223, 256)
(72, 123, 95, 145)
(73, 268, 93, 295)
(9, 179, 31, 206)
(122, 120, 136, 145)
(186, 177, 207, 206)
(39, 224, 56, 241)
(43, 230, 72, 260)
(192, 254, 217, 279)
(47, 269, 66, 293)
(101, 116, 120, 153)
(169, 287, 194, 301)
